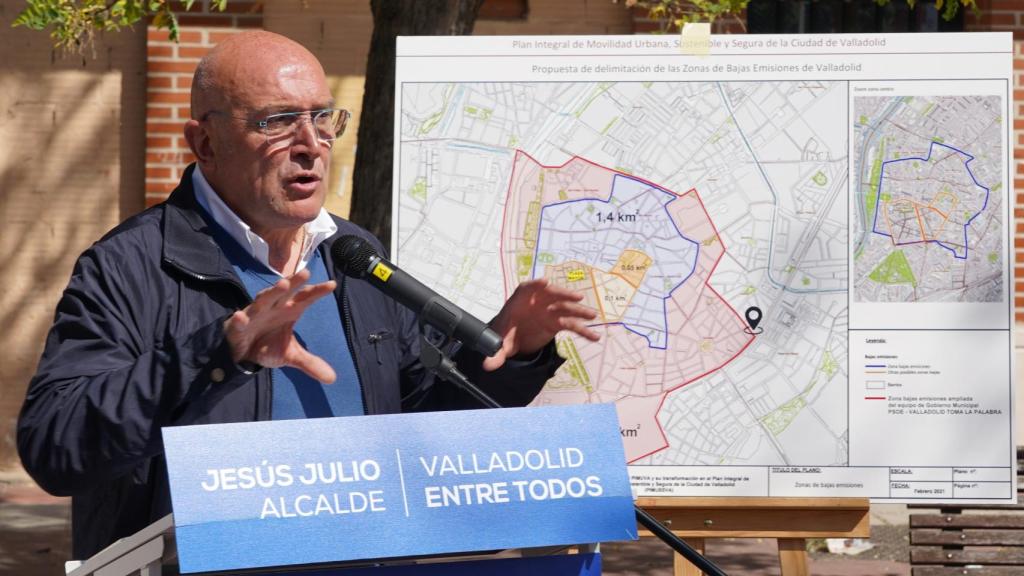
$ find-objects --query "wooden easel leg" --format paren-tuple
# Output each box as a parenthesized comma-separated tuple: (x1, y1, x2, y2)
(673, 538, 706, 576)
(777, 538, 809, 576)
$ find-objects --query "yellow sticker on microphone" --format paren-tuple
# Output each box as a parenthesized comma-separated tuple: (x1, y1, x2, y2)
(372, 262, 393, 282)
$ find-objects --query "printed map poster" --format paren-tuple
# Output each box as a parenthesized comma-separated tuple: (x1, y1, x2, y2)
(392, 33, 1015, 503)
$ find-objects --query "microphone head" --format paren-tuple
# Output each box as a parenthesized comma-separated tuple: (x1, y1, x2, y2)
(331, 235, 379, 279)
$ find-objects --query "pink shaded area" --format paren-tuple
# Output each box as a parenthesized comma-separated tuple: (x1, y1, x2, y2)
(500, 151, 755, 463)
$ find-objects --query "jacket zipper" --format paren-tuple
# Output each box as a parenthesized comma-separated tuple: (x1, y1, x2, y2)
(340, 276, 368, 415)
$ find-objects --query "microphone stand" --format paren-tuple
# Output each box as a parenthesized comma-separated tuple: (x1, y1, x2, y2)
(417, 324, 729, 576)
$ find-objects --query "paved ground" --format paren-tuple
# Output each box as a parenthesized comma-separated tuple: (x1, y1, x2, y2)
(0, 477, 913, 576)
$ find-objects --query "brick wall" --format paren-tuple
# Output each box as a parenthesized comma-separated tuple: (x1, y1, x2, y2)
(963, 1, 1024, 322)
(145, 1, 263, 208)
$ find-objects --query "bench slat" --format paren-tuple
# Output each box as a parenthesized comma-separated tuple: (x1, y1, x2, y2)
(911, 547, 1024, 565)
(913, 567, 1024, 576)
(911, 515, 1024, 529)
(911, 528, 1024, 546)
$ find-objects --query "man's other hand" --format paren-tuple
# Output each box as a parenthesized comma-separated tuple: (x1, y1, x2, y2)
(224, 268, 337, 383)
(482, 279, 600, 372)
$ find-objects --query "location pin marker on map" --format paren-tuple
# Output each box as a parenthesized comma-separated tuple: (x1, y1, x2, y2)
(744, 306, 763, 335)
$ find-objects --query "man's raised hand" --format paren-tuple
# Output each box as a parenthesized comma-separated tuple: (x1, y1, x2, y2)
(224, 268, 337, 383)
(482, 278, 600, 372)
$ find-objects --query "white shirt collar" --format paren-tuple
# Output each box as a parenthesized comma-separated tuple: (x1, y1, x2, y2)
(191, 165, 338, 277)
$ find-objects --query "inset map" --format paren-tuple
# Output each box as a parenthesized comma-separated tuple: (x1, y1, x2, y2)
(853, 95, 1003, 303)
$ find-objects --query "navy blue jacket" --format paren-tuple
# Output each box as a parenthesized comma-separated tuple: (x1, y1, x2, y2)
(17, 166, 561, 559)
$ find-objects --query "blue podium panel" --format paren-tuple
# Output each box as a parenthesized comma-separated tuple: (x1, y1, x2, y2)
(162, 404, 636, 573)
(264, 552, 601, 576)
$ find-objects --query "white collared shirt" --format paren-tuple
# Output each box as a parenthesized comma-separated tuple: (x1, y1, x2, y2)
(191, 165, 338, 277)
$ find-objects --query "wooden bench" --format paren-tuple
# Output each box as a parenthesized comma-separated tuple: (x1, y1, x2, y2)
(909, 449, 1024, 575)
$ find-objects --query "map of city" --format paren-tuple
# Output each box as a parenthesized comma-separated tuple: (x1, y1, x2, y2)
(853, 95, 1003, 303)
(397, 81, 851, 467)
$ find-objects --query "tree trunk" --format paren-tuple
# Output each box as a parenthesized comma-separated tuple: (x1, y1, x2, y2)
(349, 0, 485, 252)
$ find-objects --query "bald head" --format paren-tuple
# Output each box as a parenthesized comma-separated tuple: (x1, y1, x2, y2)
(183, 30, 335, 241)
(191, 31, 327, 120)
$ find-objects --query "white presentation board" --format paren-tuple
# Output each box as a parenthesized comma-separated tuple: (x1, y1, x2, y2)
(391, 32, 1015, 503)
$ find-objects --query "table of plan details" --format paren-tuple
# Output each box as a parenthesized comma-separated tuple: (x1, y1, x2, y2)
(887, 467, 1014, 499)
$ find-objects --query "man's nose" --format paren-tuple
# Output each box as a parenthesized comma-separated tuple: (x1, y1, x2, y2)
(290, 115, 321, 153)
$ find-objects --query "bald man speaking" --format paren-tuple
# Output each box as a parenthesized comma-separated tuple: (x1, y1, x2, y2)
(17, 31, 599, 560)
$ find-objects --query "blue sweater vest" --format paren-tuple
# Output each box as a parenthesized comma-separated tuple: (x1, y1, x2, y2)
(204, 219, 364, 419)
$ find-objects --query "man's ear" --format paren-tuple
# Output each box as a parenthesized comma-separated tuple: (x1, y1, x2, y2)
(184, 119, 215, 170)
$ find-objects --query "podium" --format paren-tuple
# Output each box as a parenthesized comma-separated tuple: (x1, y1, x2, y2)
(65, 514, 603, 576)
(66, 405, 632, 575)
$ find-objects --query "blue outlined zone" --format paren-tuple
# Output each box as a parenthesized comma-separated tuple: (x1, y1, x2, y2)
(529, 173, 700, 350)
(870, 141, 991, 260)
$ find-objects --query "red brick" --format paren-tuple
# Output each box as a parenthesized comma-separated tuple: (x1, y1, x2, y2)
(146, 137, 174, 150)
(178, 46, 211, 59)
(178, 30, 205, 44)
(148, 61, 199, 74)
(208, 30, 242, 45)
(175, 107, 193, 119)
(147, 28, 167, 42)
(176, 76, 193, 90)
(146, 166, 173, 179)
(992, 0, 1024, 11)
(148, 92, 192, 104)
(148, 45, 174, 59)
(147, 106, 173, 119)
(148, 26, 203, 43)
(146, 122, 185, 135)
(147, 152, 195, 165)
(147, 76, 173, 89)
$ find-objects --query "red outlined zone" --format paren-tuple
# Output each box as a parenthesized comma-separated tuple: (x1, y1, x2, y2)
(498, 149, 756, 462)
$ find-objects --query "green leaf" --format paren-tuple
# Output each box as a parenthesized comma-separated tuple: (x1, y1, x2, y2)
(166, 10, 181, 43)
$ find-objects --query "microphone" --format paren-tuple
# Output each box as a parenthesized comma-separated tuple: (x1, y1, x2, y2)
(331, 235, 504, 357)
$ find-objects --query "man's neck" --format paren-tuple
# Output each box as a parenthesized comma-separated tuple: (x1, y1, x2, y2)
(257, 226, 304, 276)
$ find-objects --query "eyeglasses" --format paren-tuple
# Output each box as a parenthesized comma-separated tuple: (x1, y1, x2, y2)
(202, 108, 351, 145)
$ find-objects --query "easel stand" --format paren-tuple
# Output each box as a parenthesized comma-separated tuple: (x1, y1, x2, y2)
(634, 496, 871, 576)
